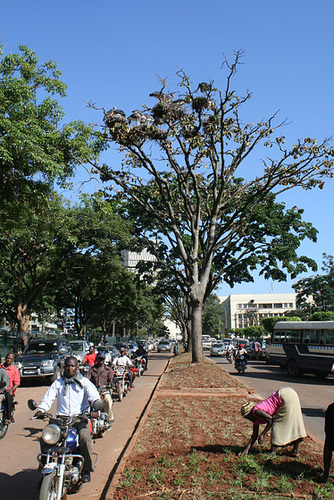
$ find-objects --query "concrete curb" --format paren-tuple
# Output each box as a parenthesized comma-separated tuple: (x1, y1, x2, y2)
(102, 358, 171, 499)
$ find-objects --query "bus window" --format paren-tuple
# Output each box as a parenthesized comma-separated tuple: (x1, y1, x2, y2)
(286, 329, 301, 343)
(272, 332, 284, 343)
(325, 330, 334, 345)
(303, 330, 322, 344)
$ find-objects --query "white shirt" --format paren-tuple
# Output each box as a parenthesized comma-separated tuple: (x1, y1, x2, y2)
(38, 376, 100, 417)
(113, 355, 133, 369)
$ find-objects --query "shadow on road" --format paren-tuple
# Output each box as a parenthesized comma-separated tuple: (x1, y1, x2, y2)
(0, 469, 40, 500)
(302, 407, 326, 418)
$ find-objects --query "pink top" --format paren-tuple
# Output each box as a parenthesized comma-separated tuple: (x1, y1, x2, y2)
(252, 391, 282, 425)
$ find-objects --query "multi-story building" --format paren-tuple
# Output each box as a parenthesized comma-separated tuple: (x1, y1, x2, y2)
(219, 292, 296, 333)
(121, 248, 157, 272)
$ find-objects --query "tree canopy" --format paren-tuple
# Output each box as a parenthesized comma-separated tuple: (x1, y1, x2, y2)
(93, 53, 334, 362)
(293, 254, 334, 314)
(0, 45, 102, 203)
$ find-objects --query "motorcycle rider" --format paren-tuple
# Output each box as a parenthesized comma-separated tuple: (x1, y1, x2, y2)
(86, 351, 114, 423)
(82, 345, 97, 367)
(226, 342, 235, 362)
(1, 352, 20, 423)
(34, 355, 102, 483)
(234, 343, 248, 369)
(112, 347, 134, 389)
(0, 366, 9, 421)
(134, 342, 148, 371)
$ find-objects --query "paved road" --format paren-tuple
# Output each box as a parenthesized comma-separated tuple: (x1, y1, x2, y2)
(212, 355, 334, 445)
(0, 352, 171, 500)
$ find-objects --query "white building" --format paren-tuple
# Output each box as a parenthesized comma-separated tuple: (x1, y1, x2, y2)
(219, 292, 296, 333)
(121, 248, 157, 272)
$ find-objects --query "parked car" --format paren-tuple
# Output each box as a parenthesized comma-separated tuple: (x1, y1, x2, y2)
(109, 346, 121, 363)
(210, 342, 227, 356)
(95, 345, 114, 365)
(157, 340, 172, 353)
(14, 338, 72, 382)
(127, 342, 138, 358)
(69, 340, 90, 363)
(113, 342, 127, 353)
(202, 335, 213, 350)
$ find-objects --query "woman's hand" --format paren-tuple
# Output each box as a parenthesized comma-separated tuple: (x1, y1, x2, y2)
(238, 448, 248, 458)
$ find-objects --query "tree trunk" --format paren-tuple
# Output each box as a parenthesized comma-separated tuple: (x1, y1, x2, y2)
(16, 303, 31, 347)
(191, 301, 204, 363)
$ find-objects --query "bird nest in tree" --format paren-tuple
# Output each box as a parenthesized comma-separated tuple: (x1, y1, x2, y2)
(192, 96, 211, 111)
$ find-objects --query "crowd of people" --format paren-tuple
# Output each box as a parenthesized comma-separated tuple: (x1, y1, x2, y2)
(0, 341, 149, 484)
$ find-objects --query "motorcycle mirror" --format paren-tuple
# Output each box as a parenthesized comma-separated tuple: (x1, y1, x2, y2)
(0, 381, 6, 389)
(92, 399, 104, 411)
(27, 399, 38, 411)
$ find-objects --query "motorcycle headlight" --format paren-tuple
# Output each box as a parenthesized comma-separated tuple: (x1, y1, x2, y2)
(42, 424, 61, 445)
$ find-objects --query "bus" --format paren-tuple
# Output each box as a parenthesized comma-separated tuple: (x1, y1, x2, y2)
(268, 321, 334, 378)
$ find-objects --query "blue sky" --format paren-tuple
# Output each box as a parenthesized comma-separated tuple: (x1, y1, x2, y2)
(1, 1, 334, 296)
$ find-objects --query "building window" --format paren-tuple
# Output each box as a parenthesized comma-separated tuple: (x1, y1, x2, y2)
(258, 303, 273, 309)
(274, 303, 283, 308)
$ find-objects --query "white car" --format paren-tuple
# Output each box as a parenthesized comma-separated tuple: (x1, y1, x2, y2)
(69, 340, 90, 363)
(210, 342, 227, 356)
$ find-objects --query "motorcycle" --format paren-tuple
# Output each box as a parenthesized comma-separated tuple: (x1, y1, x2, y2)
(235, 354, 247, 375)
(0, 381, 16, 439)
(133, 355, 146, 376)
(90, 386, 112, 439)
(113, 366, 130, 402)
(28, 398, 104, 500)
(226, 350, 234, 364)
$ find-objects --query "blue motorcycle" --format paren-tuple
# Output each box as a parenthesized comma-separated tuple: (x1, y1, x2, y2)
(28, 399, 103, 500)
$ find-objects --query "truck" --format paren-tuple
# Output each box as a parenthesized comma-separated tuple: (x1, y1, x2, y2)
(14, 338, 72, 382)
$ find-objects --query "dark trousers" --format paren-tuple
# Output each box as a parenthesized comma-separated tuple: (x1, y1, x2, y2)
(5, 392, 14, 419)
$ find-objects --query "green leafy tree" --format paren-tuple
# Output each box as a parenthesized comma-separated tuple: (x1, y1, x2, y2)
(230, 325, 265, 339)
(93, 52, 334, 363)
(310, 311, 334, 321)
(0, 193, 75, 343)
(202, 294, 223, 337)
(293, 254, 334, 313)
(0, 45, 102, 203)
(0, 45, 103, 342)
(261, 316, 301, 334)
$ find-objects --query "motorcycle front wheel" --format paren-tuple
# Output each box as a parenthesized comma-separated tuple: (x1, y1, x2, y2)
(0, 421, 8, 439)
(39, 470, 66, 500)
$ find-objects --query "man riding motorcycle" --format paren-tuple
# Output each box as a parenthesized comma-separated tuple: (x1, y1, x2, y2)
(82, 346, 97, 367)
(134, 342, 148, 371)
(112, 347, 134, 389)
(34, 355, 102, 483)
(0, 367, 9, 421)
(234, 343, 248, 371)
(86, 351, 114, 423)
(1, 352, 20, 423)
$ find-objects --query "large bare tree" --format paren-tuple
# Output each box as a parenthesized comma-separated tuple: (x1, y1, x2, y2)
(91, 53, 334, 363)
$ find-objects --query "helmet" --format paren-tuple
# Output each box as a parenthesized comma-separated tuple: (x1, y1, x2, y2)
(96, 351, 106, 359)
(241, 402, 256, 418)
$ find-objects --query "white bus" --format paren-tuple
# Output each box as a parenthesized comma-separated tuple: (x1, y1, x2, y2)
(268, 321, 334, 378)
